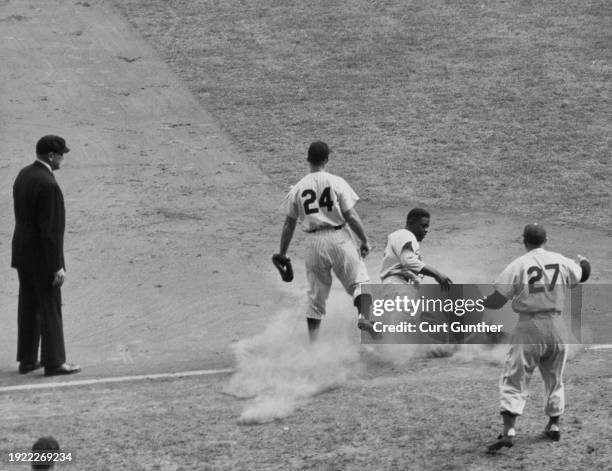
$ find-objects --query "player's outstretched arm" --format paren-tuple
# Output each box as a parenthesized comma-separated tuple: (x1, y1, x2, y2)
(419, 265, 453, 291)
(342, 207, 370, 258)
(577, 254, 591, 282)
(279, 216, 297, 257)
(482, 290, 508, 310)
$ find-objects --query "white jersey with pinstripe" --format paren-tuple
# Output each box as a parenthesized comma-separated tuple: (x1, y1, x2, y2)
(494, 247, 582, 314)
(494, 247, 584, 417)
(284, 170, 369, 319)
(285, 171, 356, 232)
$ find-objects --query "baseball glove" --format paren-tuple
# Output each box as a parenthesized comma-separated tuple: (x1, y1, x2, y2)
(272, 253, 294, 282)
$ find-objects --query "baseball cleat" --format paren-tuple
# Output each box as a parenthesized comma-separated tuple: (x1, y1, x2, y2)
(486, 434, 514, 453)
(543, 423, 561, 441)
(357, 314, 380, 338)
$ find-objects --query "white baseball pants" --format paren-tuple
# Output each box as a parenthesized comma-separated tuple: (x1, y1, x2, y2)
(500, 314, 569, 417)
(304, 228, 369, 320)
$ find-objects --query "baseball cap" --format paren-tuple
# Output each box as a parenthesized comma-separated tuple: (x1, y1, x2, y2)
(32, 436, 60, 470)
(307, 141, 331, 164)
(523, 224, 547, 246)
(36, 135, 70, 155)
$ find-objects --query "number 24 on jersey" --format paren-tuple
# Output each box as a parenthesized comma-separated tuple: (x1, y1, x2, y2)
(301, 187, 333, 214)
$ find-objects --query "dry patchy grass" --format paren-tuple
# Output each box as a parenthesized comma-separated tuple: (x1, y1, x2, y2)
(114, 0, 611, 227)
(1, 349, 610, 470)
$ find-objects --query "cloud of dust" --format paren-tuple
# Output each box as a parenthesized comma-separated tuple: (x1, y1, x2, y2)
(224, 294, 363, 424)
(450, 343, 508, 365)
(224, 288, 507, 426)
(224, 270, 586, 424)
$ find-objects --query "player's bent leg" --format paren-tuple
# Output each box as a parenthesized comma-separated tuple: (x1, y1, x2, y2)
(320, 232, 375, 336)
(499, 343, 536, 416)
(329, 240, 374, 336)
(353, 292, 380, 339)
(381, 274, 412, 285)
(304, 240, 332, 315)
(537, 337, 566, 442)
(330, 236, 369, 295)
(541, 370, 565, 418)
(487, 411, 517, 453)
(306, 270, 332, 317)
(540, 344, 567, 440)
(489, 340, 540, 452)
(304, 250, 332, 338)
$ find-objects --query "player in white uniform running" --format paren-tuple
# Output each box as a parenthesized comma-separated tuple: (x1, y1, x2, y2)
(484, 224, 591, 452)
(277, 141, 375, 341)
(380, 208, 452, 288)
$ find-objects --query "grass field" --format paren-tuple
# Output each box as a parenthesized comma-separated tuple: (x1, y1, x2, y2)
(108, 2, 611, 469)
(2, 343, 611, 470)
(1, 0, 610, 470)
(116, 0, 611, 228)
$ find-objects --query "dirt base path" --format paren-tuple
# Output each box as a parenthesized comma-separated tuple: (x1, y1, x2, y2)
(0, 0, 610, 387)
(0, 0, 287, 385)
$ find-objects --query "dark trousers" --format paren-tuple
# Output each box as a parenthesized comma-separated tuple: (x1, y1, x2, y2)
(16, 270, 66, 367)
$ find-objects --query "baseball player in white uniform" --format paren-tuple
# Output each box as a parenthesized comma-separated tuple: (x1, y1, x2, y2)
(484, 224, 591, 452)
(380, 208, 452, 288)
(276, 141, 375, 341)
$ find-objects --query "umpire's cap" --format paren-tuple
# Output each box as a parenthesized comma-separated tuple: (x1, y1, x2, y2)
(307, 141, 330, 165)
(36, 135, 70, 155)
(523, 224, 547, 246)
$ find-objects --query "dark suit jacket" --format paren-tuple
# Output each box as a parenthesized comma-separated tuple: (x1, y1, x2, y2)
(11, 161, 65, 275)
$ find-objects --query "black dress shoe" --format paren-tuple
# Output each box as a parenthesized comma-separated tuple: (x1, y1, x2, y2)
(44, 363, 81, 377)
(18, 361, 42, 374)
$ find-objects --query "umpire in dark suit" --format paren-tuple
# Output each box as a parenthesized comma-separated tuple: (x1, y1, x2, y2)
(11, 135, 80, 377)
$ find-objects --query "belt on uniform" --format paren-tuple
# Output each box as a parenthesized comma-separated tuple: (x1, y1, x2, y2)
(381, 272, 418, 283)
(305, 225, 345, 233)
